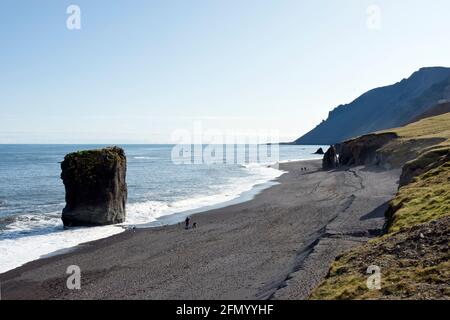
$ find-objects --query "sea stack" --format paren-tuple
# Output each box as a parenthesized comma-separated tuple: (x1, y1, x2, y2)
(314, 147, 325, 155)
(61, 147, 127, 227)
(322, 145, 338, 170)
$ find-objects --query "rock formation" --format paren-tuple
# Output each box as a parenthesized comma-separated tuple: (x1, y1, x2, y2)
(322, 146, 338, 170)
(336, 133, 397, 167)
(314, 147, 324, 155)
(61, 147, 127, 227)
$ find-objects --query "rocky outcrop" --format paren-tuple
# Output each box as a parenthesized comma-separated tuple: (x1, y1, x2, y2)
(322, 146, 338, 170)
(61, 147, 127, 227)
(314, 148, 324, 155)
(336, 133, 398, 167)
(399, 147, 450, 187)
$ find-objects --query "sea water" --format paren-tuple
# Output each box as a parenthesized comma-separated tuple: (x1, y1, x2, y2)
(0, 144, 325, 272)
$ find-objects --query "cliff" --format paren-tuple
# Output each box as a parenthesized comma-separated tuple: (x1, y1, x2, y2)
(336, 133, 398, 167)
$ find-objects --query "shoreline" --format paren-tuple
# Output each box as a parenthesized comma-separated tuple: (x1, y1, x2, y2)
(140, 169, 285, 229)
(144, 157, 323, 228)
(0, 160, 401, 300)
(0, 159, 288, 273)
(0, 157, 323, 273)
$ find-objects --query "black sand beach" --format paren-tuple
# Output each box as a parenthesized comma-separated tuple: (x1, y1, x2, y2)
(0, 160, 401, 300)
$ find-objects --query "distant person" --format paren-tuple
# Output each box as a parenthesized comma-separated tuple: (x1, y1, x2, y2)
(193, 222, 197, 229)
(185, 216, 190, 229)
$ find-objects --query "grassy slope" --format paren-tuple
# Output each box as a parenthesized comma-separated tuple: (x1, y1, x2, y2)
(382, 113, 450, 231)
(388, 111, 450, 142)
(310, 217, 450, 300)
(387, 160, 450, 233)
(376, 112, 450, 167)
(310, 113, 450, 300)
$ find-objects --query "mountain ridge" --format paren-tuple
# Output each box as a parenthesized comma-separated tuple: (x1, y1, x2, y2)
(294, 67, 450, 145)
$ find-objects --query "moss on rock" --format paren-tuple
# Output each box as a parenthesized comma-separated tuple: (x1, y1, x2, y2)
(61, 146, 127, 227)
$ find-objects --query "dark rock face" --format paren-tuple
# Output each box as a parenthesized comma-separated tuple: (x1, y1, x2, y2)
(322, 146, 338, 170)
(407, 102, 450, 124)
(337, 133, 398, 167)
(61, 147, 127, 227)
(314, 147, 325, 155)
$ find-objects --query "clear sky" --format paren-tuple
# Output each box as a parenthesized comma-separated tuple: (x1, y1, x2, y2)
(1, 0, 450, 144)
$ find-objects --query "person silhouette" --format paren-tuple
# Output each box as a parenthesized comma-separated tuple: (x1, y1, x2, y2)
(185, 216, 190, 229)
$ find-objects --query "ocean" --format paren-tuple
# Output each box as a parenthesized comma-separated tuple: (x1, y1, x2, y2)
(0, 144, 325, 273)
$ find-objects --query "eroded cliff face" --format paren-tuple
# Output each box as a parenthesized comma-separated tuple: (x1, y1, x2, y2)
(335, 133, 398, 167)
(61, 147, 127, 227)
(399, 148, 450, 187)
(330, 133, 443, 170)
(322, 145, 338, 170)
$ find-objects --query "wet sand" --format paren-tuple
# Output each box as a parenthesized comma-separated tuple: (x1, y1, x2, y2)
(0, 160, 401, 300)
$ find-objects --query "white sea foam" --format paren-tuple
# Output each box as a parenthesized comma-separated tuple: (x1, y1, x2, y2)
(125, 201, 170, 225)
(0, 224, 123, 273)
(0, 200, 8, 208)
(278, 157, 322, 164)
(0, 162, 284, 273)
(133, 156, 160, 160)
(123, 162, 283, 225)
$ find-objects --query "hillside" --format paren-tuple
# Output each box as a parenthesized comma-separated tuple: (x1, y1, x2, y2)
(335, 111, 450, 169)
(310, 113, 450, 300)
(294, 67, 450, 145)
(407, 101, 450, 124)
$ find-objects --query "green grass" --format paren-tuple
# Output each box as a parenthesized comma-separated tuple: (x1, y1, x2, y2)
(376, 113, 450, 232)
(310, 113, 450, 300)
(376, 112, 450, 167)
(386, 161, 450, 233)
(61, 146, 125, 185)
(310, 229, 450, 300)
(385, 112, 450, 142)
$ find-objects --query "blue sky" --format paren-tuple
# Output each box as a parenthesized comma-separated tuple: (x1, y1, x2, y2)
(1, 0, 450, 143)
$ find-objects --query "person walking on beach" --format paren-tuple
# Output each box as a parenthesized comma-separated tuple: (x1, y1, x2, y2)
(185, 216, 190, 229)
